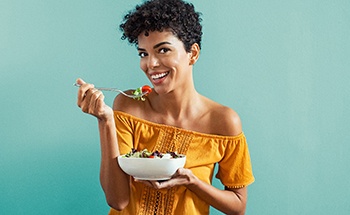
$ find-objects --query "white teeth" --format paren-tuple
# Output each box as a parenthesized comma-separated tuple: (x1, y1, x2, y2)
(151, 72, 168, 80)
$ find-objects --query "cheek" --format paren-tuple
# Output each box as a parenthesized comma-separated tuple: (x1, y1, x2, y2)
(176, 52, 191, 65)
(165, 53, 185, 68)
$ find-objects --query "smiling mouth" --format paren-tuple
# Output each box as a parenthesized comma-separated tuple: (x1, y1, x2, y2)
(151, 72, 169, 80)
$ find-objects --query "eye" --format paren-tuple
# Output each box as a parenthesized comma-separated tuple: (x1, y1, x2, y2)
(138, 52, 148, 58)
(159, 48, 170, 54)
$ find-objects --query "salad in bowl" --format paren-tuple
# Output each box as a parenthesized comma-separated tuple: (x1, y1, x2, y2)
(118, 149, 186, 180)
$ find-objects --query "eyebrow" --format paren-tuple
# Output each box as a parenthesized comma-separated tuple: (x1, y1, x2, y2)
(138, 41, 172, 51)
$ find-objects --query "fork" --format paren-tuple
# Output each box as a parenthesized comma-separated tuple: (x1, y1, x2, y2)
(73, 83, 148, 99)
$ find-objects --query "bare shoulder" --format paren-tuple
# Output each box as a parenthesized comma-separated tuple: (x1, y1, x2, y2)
(205, 99, 242, 136)
(112, 90, 147, 116)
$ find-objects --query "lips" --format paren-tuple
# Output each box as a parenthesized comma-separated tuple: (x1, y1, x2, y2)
(151, 71, 169, 80)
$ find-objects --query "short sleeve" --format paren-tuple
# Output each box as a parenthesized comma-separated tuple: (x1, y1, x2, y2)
(215, 134, 254, 188)
(114, 111, 134, 155)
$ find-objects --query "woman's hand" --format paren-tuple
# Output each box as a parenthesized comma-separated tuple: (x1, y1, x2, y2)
(76, 78, 113, 121)
(135, 168, 197, 190)
(137, 167, 247, 214)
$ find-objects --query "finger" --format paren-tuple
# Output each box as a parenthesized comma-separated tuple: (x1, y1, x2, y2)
(76, 78, 86, 85)
(75, 78, 87, 107)
(89, 90, 103, 114)
(149, 180, 160, 188)
(147, 181, 160, 189)
(81, 88, 98, 113)
(172, 168, 185, 177)
(95, 93, 105, 115)
(77, 83, 94, 107)
(151, 179, 175, 189)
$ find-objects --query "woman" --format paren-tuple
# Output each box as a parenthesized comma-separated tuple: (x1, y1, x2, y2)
(76, 0, 254, 214)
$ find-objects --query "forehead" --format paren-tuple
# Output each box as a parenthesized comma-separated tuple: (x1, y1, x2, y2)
(137, 30, 182, 48)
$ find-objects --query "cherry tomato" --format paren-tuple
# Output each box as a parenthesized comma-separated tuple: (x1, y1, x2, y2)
(141, 85, 152, 95)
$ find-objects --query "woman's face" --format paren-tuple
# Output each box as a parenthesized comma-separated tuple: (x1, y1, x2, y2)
(137, 30, 193, 95)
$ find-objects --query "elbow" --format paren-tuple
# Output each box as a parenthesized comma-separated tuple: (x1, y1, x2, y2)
(226, 199, 246, 215)
(226, 208, 246, 215)
(235, 209, 246, 215)
(106, 198, 129, 211)
(225, 187, 247, 215)
(227, 208, 246, 215)
(233, 201, 247, 215)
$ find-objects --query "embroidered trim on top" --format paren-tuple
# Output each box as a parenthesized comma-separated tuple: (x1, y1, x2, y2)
(139, 186, 176, 215)
(138, 127, 192, 214)
(156, 127, 192, 155)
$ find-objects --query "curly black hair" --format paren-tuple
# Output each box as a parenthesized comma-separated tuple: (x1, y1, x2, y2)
(119, 0, 203, 52)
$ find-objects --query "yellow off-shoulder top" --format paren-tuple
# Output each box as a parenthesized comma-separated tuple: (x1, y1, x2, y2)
(109, 111, 254, 215)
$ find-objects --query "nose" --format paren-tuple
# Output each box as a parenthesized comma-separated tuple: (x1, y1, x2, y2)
(147, 55, 160, 69)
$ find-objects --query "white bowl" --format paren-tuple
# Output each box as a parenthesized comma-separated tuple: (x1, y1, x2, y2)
(117, 155, 186, 180)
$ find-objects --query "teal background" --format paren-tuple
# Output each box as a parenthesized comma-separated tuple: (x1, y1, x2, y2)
(1, 0, 349, 214)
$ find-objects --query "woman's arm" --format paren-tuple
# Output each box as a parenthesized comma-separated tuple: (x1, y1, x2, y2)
(98, 118, 130, 210)
(142, 168, 247, 215)
(76, 78, 130, 210)
(186, 172, 247, 215)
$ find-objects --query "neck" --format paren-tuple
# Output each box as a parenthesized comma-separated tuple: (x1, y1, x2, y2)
(154, 86, 201, 122)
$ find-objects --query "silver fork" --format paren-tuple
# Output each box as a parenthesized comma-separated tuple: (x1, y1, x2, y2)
(73, 83, 148, 99)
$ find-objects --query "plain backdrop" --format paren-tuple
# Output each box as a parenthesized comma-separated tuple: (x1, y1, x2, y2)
(1, 0, 349, 214)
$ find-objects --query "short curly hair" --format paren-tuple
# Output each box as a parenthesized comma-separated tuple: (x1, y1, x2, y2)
(119, 0, 203, 52)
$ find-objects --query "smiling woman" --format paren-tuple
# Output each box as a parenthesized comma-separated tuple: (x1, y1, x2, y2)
(137, 30, 200, 90)
(75, 0, 254, 214)
(2, 0, 349, 214)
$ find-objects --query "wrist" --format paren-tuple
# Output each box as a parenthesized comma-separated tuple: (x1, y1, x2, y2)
(98, 115, 115, 126)
(185, 173, 200, 190)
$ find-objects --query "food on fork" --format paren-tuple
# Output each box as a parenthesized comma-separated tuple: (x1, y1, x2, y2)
(133, 85, 152, 101)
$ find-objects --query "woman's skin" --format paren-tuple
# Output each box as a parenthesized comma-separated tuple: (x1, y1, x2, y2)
(76, 29, 247, 214)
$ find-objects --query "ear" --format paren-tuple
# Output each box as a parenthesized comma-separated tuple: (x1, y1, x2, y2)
(188, 43, 200, 65)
